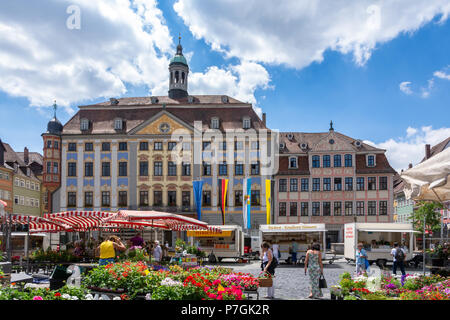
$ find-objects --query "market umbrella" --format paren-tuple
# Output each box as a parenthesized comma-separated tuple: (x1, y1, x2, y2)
(2, 214, 71, 233)
(401, 148, 450, 202)
(44, 211, 122, 231)
(117, 210, 222, 232)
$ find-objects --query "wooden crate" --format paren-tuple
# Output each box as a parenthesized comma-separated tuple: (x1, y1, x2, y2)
(258, 278, 273, 287)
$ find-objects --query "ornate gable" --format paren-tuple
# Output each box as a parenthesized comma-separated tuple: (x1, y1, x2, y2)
(311, 131, 355, 152)
(131, 111, 193, 135)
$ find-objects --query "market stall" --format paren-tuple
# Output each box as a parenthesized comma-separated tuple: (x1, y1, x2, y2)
(187, 225, 244, 262)
(344, 223, 417, 267)
(259, 224, 327, 263)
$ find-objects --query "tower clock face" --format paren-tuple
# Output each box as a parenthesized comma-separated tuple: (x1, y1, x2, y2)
(159, 122, 170, 133)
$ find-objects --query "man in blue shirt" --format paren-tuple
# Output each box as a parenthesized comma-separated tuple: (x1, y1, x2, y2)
(355, 243, 368, 275)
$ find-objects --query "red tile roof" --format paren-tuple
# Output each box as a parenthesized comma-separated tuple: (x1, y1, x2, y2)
(355, 154, 396, 174)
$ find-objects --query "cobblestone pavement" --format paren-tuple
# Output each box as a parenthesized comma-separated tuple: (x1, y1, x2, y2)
(205, 256, 427, 300)
(205, 257, 355, 300)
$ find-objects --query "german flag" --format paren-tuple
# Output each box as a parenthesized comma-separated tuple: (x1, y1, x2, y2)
(219, 179, 228, 225)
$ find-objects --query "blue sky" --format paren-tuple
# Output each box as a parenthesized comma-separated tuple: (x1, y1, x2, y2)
(0, 0, 449, 171)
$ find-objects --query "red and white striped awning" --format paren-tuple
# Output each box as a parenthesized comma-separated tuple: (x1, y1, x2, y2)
(116, 210, 222, 233)
(3, 214, 71, 233)
(44, 211, 121, 231)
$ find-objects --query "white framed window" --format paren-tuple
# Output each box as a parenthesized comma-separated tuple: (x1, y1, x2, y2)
(289, 156, 298, 169)
(366, 154, 376, 167)
(243, 117, 251, 129)
(211, 117, 219, 129)
(20, 196, 24, 205)
(114, 118, 123, 130)
(36, 183, 40, 191)
(80, 118, 89, 131)
(20, 179, 25, 187)
(35, 199, 39, 207)
(14, 196, 19, 205)
(30, 198, 34, 207)
(26, 180, 30, 189)
(15, 178, 20, 186)
(30, 182, 34, 190)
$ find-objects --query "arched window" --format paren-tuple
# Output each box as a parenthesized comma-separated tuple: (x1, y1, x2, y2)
(181, 72, 185, 84)
(175, 71, 179, 83)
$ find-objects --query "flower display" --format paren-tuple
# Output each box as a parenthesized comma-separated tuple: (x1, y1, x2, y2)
(335, 272, 450, 300)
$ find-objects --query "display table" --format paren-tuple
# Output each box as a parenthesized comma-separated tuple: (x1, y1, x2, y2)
(170, 254, 198, 267)
(11, 273, 33, 284)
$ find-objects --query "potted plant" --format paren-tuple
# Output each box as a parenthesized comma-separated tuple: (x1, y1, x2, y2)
(427, 244, 449, 267)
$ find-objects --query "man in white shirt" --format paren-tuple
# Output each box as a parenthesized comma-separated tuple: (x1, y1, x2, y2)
(391, 242, 406, 276)
(153, 240, 162, 262)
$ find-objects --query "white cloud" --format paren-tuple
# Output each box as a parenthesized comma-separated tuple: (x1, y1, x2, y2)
(0, 0, 269, 115)
(399, 81, 413, 95)
(406, 127, 418, 137)
(174, 0, 450, 69)
(420, 78, 435, 98)
(364, 126, 450, 171)
(434, 66, 450, 80)
(0, 0, 173, 113)
(152, 60, 271, 116)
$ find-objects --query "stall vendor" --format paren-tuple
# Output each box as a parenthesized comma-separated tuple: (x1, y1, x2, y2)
(96, 236, 126, 266)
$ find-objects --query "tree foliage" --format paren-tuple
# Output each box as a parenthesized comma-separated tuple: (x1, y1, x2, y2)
(409, 201, 444, 233)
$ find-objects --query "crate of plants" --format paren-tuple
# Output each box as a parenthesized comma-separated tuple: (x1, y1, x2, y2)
(258, 272, 273, 287)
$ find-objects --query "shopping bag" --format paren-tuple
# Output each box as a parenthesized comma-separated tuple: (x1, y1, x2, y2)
(319, 274, 327, 288)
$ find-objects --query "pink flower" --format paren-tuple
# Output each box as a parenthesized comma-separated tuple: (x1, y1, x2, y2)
(33, 296, 43, 300)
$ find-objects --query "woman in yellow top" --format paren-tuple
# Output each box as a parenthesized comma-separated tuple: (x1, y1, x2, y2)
(96, 236, 126, 266)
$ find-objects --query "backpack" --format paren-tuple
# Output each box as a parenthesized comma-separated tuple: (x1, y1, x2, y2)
(395, 248, 405, 262)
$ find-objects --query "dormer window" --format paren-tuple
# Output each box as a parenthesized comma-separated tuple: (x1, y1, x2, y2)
(211, 117, 219, 129)
(367, 154, 376, 167)
(114, 118, 123, 130)
(243, 117, 251, 129)
(80, 118, 89, 131)
(289, 157, 298, 169)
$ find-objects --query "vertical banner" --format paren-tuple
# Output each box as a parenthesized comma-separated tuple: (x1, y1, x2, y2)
(265, 179, 271, 224)
(219, 179, 228, 225)
(243, 178, 252, 229)
(193, 180, 204, 221)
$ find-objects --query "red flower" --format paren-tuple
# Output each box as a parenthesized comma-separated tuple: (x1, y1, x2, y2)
(54, 292, 61, 297)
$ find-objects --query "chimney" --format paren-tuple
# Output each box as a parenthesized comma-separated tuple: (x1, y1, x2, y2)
(425, 144, 431, 160)
(408, 163, 412, 169)
(262, 113, 266, 126)
(24, 147, 29, 165)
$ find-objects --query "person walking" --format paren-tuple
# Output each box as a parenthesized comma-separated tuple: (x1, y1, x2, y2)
(291, 239, 298, 265)
(96, 236, 126, 266)
(391, 242, 406, 276)
(272, 243, 280, 263)
(355, 243, 368, 275)
(304, 242, 324, 299)
(260, 242, 276, 299)
(153, 240, 163, 263)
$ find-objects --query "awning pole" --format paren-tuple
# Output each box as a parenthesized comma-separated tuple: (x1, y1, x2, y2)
(26, 215, 30, 274)
(423, 215, 426, 276)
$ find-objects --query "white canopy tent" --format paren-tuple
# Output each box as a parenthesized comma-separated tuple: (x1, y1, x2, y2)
(401, 147, 450, 202)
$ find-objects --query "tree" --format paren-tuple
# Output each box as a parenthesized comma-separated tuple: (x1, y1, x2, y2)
(409, 201, 444, 234)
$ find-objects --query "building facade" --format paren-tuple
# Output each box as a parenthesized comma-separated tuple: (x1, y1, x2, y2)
(274, 124, 396, 244)
(2, 141, 42, 216)
(0, 140, 13, 214)
(44, 43, 273, 231)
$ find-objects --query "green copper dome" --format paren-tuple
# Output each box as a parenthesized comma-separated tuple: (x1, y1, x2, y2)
(170, 54, 188, 66)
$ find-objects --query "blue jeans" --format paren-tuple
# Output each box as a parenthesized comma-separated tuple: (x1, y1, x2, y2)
(292, 252, 297, 264)
(393, 261, 406, 275)
(99, 258, 115, 266)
